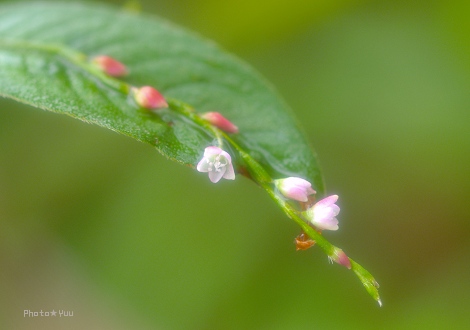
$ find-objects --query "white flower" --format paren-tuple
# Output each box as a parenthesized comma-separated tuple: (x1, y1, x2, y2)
(304, 195, 340, 231)
(274, 177, 316, 202)
(196, 146, 235, 183)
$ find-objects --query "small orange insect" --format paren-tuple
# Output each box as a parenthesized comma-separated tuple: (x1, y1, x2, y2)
(294, 232, 316, 251)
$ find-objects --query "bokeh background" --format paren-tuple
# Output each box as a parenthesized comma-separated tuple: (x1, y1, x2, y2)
(1, 0, 469, 329)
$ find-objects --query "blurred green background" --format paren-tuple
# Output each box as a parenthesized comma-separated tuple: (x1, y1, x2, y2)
(1, 0, 469, 329)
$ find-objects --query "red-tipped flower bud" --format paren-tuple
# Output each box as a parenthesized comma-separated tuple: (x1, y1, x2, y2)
(133, 86, 168, 109)
(328, 247, 351, 269)
(201, 112, 239, 134)
(92, 55, 128, 77)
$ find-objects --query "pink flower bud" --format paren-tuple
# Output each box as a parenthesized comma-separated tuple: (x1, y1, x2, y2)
(92, 55, 128, 77)
(133, 86, 168, 109)
(303, 195, 340, 231)
(196, 146, 235, 183)
(201, 112, 239, 134)
(328, 247, 351, 269)
(274, 177, 316, 202)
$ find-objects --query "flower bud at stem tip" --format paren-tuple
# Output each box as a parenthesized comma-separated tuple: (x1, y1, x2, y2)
(329, 247, 351, 269)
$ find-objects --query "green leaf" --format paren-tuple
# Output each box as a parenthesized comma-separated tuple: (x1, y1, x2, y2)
(0, 2, 380, 304)
(0, 1, 324, 194)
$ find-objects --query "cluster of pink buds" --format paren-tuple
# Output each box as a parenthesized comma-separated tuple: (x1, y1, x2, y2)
(91, 55, 168, 110)
(92, 56, 239, 133)
(275, 177, 348, 266)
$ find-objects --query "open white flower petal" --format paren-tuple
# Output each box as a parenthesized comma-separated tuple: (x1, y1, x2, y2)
(208, 168, 226, 183)
(196, 158, 210, 172)
(204, 146, 223, 158)
(223, 163, 235, 180)
(197, 146, 235, 183)
(315, 194, 338, 208)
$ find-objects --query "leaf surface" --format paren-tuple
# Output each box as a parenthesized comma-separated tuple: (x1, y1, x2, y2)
(0, 2, 324, 192)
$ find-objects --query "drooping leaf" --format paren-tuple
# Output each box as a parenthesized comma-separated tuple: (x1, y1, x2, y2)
(0, 2, 324, 194)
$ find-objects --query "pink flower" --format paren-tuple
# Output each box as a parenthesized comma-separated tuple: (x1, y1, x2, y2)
(133, 86, 168, 109)
(92, 55, 128, 77)
(201, 112, 239, 134)
(303, 195, 340, 231)
(274, 177, 316, 202)
(196, 146, 235, 183)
